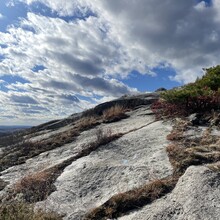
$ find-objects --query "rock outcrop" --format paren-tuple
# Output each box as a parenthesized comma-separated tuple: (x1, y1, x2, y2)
(120, 166, 220, 220)
(0, 93, 220, 220)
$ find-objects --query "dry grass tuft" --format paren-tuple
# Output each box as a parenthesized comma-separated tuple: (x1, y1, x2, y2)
(166, 131, 184, 141)
(77, 128, 122, 158)
(207, 162, 220, 172)
(166, 118, 220, 175)
(14, 170, 55, 203)
(11, 128, 123, 204)
(0, 141, 43, 172)
(167, 118, 191, 142)
(166, 142, 220, 175)
(85, 176, 178, 220)
(76, 116, 100, 130)
(0, 202, 62, 220)
(102, 105, 128, 123)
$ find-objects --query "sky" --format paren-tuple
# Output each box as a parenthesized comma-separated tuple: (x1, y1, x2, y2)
(0, 0, 219, 125)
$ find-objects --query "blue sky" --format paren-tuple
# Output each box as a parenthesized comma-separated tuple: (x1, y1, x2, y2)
(0, 0, 219, 125)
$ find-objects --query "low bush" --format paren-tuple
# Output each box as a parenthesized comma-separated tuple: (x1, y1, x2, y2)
(152, 66, 220, 118)
(151, 100, 187, 119)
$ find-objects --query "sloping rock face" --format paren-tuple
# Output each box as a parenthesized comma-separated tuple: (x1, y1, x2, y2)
(37, 115, 172, 219)
(120, 166, 220, 220)
(0, 93, 173, 219)
(1, 93, 219, 220)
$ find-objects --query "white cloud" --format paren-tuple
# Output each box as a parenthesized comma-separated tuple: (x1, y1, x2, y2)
(0, 12, 139, 124)
(18, 0, 220, 82)
(1, 0, 220, 124)
(0, 13, 4, 19)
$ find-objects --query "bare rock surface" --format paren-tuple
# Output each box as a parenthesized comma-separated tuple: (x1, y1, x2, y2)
(1, 93, 220, 220)
(0, 103, 172, 215)
(120, 166, 220, 220)
(0, 106, 157, 184)
(36, 111, 172, 219)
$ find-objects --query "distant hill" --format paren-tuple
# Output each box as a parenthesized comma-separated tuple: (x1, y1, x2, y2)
(0, 126, 31, 137)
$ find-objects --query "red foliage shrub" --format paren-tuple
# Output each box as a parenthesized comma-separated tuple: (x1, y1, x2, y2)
(151, 100, 187, 119)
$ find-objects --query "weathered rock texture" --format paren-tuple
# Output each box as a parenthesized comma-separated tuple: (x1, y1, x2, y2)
(120, 166, 220, 220)
(37, 115, 172, 219)
(0, 93, 220, 220)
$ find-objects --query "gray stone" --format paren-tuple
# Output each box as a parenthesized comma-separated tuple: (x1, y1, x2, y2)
(36, 111, 172, 219)
(120, 166, 220, 220)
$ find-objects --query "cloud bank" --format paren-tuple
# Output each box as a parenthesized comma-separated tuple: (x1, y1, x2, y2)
(0, 0, 220, 124)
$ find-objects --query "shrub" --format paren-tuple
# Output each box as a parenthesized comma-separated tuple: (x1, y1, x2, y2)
(153, 66, 220, 118)
(151, 100, 187, 119)
(94, 128, 118, 145)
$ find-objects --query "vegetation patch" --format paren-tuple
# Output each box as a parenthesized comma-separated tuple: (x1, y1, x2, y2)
(102, 105, 128, 123)
(85, 176, 178, 220)
(14, 170, 56, 203)
(0, 130, 29, 148)
(0, 202, 62, 220)
(0, 141, 43, 172)
(75, 116, 101, 130)
(166, 118, 220, 175)
(9, 128, 122, 203)
(167, 144, 218, 175)
(152, 66, 220, 119)
(0, 116, 98, 172)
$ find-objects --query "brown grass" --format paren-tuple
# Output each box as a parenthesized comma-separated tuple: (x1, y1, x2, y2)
(207, 162, 220, 172)
(85, 176, 178, 220)
(75, 116, 100, 130)
(0, 141, 43, 172)
(166, 118, 220, 175)
(0, 115, 101, 173)
(166, 131, 184, 141)
(102, 105, 128, 123)
(14, 170, 55, 203)
(76, 128, 122, 159)
(0, 202, 62, 220)
(166, 118, 191, 142)
(11, 128, 122, 204)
